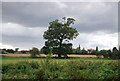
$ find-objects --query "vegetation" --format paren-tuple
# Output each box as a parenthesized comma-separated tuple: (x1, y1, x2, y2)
(0, 48, 29, 54)
(43, 17, 79, 57)
(29, 47, 40, 57)
(1, 46, 120, 60)
(2, 56, 119, 80)
(1, 16, 119, 80)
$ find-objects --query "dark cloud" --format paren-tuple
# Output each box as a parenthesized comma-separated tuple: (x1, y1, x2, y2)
(1, 2, 118, 49)
(2, 2, 65, 27)
(2, 2, 118, 33)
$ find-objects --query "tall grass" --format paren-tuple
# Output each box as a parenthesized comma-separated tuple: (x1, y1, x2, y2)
(2, 57, 119, 80)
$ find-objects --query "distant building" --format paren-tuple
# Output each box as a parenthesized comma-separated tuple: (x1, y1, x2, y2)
(87, 49, 96, 54)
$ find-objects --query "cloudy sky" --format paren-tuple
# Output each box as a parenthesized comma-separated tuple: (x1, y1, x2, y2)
(1, 1, 119, 50)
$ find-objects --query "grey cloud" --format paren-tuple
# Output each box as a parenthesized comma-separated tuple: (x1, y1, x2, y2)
(2, 2, 118, 33)
(1, 2, 118, 49)
(2, 2, 65, 27)
(2, 35, 44, 49)
(65, 2, 118, 33)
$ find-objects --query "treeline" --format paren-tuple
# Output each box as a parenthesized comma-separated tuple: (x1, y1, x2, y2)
(0, 48, 29, 54)
(40, 45, 120, 59)
(1, 45, 120, 59)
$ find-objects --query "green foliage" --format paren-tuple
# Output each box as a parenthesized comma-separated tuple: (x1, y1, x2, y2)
(100, 50, 109, 58)
(111, 47, 120, 59)
(40, 46, 50, 54)
(15, 48, 19, 53)
(99, 47, 120, 59)
(2, 58, 119, 80)
(30, 47, 39, 57)
(96, 46, 98, 51)
(6, 49, 14, 54)
(2, 61, 40, 79)
(40, 43, 73, 56)
(81, 48, 87, 54)
(91, 51, 101, 58)
(47, 48, 53, 58)
(19, 50, 28, 54)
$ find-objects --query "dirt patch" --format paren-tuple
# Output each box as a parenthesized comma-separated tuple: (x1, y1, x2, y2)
(0, 54, 103, 58)
(1, 54, 31, 57)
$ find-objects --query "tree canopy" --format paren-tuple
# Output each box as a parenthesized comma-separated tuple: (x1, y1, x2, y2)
(43, 17, 79, 57)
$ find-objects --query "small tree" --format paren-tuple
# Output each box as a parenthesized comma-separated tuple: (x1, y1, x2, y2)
(100, 50, 109, 58)
(111, 47, 119, 59)
(6, 49, 14, 54)
(30, 47, 39, 57)
(40, 46, 50, 54)
(96, 46, 98, 51)
(76, 45, 81, 54)
(81, 48, 87, 54)
(15, 48, 19, 53)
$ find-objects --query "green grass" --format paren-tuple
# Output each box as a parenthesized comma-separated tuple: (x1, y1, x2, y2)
(1, 55, 116, 65)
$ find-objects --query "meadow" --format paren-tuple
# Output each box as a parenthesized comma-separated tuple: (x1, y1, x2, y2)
(1, 55, 120, 80)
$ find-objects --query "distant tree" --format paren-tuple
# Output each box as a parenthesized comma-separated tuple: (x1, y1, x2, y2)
(43, 17, 79, 57)
(40, 46, 50, 54)
(76, 45, 81, 54)
(20, 50, 27, 54)
(91, 50, 96, 55)
(2, 48, 6, 52)
(96, 46, 98, 51)
(107, 50, 112, 58)
(1, 48, 7, 54)
(111, 47, 119, 59)
(100, 50, 109, 58)
(119, 46, 120, 51)
(15, 48, 19, 53)
(81, 48, 87, 54)
(72, 48, 77, 54)
(30, 47, 39, 57)
(41, 43, 72, 56)
(112, 47, 118, 52)
(6, 49, 14, 54)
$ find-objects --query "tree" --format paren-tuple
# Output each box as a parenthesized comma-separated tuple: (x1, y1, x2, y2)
(81, 48, 87, 54)
(76, 45, 81, 54)
(15, 48, 19, 53)
(60, 43, 73, 57)
(1, 48, 7, 54)
(112, 47, 118, 52)
(40, 46, 50, 54)
(96, 46, 98, 51)
(6, 49, 14, 54)
(43, 17, 79, 57)
(30, 47, 39, 57)
(100, 50, 109, 58)
(111, 47, 119, 59)
(78, 45, 81, 54)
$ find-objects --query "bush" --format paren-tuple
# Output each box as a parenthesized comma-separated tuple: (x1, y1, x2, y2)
(2, 61, 40, 79)
(30, 47, 40, 57)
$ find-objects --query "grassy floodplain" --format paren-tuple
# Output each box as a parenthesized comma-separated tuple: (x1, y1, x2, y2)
(1, 55, 120, 80)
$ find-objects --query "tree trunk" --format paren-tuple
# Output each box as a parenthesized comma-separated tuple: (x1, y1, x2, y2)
(58, 53, 61, 58)
(58, 39, 62, 58)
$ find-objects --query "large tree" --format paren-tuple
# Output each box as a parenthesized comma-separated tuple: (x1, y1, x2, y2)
(43, 17, 79, 57)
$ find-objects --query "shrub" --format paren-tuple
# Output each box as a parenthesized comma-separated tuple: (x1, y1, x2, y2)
(30, 47, 39, 57)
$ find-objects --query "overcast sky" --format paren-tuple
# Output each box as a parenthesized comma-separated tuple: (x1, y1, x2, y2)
(1, 1, 118, 50)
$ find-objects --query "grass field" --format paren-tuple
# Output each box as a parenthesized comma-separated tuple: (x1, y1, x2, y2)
(1, 55, 120, 80)
(1, 55, 114, 64)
